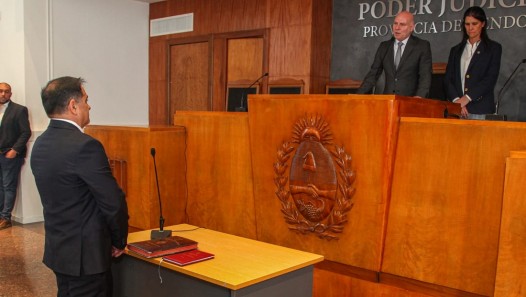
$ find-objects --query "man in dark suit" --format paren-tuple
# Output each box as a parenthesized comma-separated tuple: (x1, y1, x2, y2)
(31, 77, 128, 296)
(0, 82, 31, 230)
(357, 11, 432, 98)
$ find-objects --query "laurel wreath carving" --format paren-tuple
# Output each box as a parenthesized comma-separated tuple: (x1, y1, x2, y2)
(274, 141, 355, 240)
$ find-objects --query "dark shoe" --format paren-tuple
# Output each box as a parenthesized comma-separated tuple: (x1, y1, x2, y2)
(0, 219, 12, 230)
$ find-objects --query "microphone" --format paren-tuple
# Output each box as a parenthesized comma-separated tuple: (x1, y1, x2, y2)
(150, 147, 172, 240)
(235, 72, 268, 112)
(495, 59, 526, 120)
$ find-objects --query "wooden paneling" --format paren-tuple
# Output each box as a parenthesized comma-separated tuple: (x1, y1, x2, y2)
(268, 25, 311, 80)
(398, 96, 460, 118)
(151, 0, 267, 37)
(149, 0, 331, 123)
(326, 78, 362, 94)
(109, 159, 127, 194)
(149, 40, 169, 125)
(107, 95, 526, 296)
(212, 37, 227, 111)
(383, 118, 526, 296)
(494, 152, 526, 297)
(170, 96, 526, 296)
(169, 41, 210, 115)
(84, 125, 187, 230)
(214, 0, 267, 33)
(173, 112, 257, 239)
(169, 95, 458, 273)
(227, 37, 264, 82)
(247, 95, 408, 271)
(266, 0, 312, 27)
(310, 0, 332, 94)
(244, 95, 458, 273)
(314, 268, 445, 297)
(380, 273, 486, 297)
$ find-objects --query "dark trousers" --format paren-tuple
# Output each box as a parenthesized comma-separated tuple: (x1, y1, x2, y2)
(0, 155, 23, 221)
(54, 269, 113, 297)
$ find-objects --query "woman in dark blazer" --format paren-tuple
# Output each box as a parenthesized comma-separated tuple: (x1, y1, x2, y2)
(444, 6, 502, 119)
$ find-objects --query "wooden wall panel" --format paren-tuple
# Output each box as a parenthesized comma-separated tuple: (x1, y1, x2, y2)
(494, 152, 526, 297)
(151, 0, 267, 36)
(173, 111, 258, 239)
(214, 0, 267, 33)
(383, 119, 526, 296)
(310, 0, 332, 94)
(149, 0, 332, 123)
(248, 94, 399, 271)
(85, 127, 150, 228)
(170, 42, 210, 114)
(268, 25, 311, 79)
(227, 38, 264, 82)
(149, 40, 168, 125)
(266, 0, 312, 27)
(85, 126, 187, 230)
(314, 268, 439, 297)
(149, 129, 189, 225)
(80, 97, 523, 296)
(212, 37, 227, 111)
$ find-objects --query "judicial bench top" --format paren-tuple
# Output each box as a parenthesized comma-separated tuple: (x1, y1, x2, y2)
(124, 224, 324, 290)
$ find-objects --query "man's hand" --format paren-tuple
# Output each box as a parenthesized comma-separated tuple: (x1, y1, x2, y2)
(112, 246, 125, 258)
(456, 95, 470, 108)
(5, 149, 17, 159)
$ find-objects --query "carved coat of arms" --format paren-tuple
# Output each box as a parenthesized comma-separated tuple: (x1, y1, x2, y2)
(274, 115, 355, 240)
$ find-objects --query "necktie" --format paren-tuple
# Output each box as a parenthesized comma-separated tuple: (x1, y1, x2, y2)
(394, 41, 403, 69)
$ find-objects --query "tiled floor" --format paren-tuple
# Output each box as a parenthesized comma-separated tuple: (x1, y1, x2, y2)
(0, 222, 57, 297)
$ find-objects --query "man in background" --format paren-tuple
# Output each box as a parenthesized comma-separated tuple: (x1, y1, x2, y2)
(31, 77, 128, 296)
(0, 82, 31, 230)
(357, 11, 432, 98)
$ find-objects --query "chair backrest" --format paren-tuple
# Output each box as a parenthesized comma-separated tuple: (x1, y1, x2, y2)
(268, 78, 304, 94)
(226, 79, 260, 111)
(325, 78, 362, 94)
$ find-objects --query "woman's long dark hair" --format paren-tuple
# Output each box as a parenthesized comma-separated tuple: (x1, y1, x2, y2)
(461, 6, 490, 44)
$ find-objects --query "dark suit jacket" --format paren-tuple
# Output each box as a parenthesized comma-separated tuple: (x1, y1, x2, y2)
(0, 101, 31, 157)
(30, 120, 128, 276)
(357, 35, 432, 98)
(444, 39, 502, 114)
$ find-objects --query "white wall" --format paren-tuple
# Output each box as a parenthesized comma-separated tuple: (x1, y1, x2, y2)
(51, 0, 149, 126)
(0, 0, 25, 98)
(1, 0, 150, 223)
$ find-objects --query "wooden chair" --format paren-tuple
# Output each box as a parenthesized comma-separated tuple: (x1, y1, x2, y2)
(267, 78, 304, 94)
(325, 78, 362, 94)
(226, 79, 260, 112)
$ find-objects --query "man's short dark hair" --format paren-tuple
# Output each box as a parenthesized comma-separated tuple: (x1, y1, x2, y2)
(41, 77, 86, 116)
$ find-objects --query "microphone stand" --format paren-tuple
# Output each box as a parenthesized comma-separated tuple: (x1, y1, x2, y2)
(235, 72, 269, 112)
(150, 148, 172, 240)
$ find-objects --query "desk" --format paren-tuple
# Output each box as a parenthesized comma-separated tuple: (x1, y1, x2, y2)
(113, 224, 324, 297)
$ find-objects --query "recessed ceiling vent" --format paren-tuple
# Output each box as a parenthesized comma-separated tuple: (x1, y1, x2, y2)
(150, 13, 193, 37)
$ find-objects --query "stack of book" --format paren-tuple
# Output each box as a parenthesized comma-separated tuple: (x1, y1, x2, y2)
(127, 235, 214, 266)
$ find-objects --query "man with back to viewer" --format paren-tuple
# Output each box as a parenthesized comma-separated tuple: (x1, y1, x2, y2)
(0, 82, 31, 230)
(31, 76, 128, 296)
(357, 11, 433, 98)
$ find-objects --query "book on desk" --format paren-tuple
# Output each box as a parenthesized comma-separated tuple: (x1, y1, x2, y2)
(163, 249, 215, 266)
(127, 236, 198, 258)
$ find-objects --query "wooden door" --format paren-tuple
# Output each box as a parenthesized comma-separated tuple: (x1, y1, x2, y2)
(169, 41, 210, 123)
